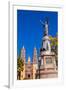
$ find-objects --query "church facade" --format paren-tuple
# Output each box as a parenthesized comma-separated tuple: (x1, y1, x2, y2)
(18, 47, 38, 80)
(17, 19, 58, 80)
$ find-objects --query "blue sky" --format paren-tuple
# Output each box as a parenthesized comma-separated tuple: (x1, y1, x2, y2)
(17, 10, 58, 61)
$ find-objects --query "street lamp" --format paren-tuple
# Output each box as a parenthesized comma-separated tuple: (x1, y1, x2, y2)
(38, 56, 41, 79)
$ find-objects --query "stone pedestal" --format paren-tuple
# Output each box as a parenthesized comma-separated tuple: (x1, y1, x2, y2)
(36, 51, 58, 79)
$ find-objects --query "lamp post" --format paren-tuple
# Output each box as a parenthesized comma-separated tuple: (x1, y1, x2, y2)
(38, 56, 41, 79)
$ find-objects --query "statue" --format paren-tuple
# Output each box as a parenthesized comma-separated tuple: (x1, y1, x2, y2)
(40, 17, 48, 36)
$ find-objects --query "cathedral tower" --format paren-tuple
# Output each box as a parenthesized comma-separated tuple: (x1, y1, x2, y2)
(33, 47, 38, 64)
(20, 46, 26, 62)
(33, 47, 38, 79)
(20, 46, 26, 80)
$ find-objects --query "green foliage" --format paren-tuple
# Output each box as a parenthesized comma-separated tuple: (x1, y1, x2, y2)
(49, 34, 58, 67)
(17, 57, 24, 72)
(49, 34, 58, 55)
(17, 56, 24, 80)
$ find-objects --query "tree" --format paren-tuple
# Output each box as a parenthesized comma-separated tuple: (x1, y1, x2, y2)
(17, 56, 24, 80)
(49, 34, 58, 67)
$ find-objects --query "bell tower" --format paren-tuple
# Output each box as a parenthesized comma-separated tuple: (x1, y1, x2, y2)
(21, 46, 26, 62)
(33, 47, 38, 79)
(20, 46, 26, 80)
(33, 47, 38, 64)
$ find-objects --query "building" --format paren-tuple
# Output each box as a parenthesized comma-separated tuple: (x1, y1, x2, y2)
(19, 47, 38, 80)
(17, 19, 58, 80)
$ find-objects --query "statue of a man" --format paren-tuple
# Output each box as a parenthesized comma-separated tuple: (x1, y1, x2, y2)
(40, 18, 48, 36)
